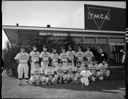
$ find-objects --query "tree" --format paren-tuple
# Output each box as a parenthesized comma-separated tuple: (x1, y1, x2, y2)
(2, 41, 20, 77)
(61, 33, 75, 50)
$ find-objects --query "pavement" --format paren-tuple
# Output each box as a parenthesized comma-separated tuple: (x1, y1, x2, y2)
(1, 68, 126, 99)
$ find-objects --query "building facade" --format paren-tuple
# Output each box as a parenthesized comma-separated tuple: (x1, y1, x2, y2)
(3, 25, 126, 65)
(2, 4, 126, 66)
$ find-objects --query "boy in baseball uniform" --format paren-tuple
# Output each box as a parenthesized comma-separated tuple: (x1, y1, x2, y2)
(89, 58, 100, 81)
(59, 47, 68, 67)
(56, 60, 64, 84)
(98, 59, 110, 80)
(84, 47, 94, 64)
(30, 45, 40, 76)
(66, 45, 76, 67)
(50, 48, 59, 67)
(29, 61, 42, 85)
(75, 47, 85, 66)
(49, 66, 57, 84)
(14, 47, 30, 86)
(40, 46, 50, 71)
(66, 60, 74, 83)
(79, 65, 92, 87)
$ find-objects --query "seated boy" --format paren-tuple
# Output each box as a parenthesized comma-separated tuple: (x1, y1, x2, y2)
(43, 66, 55, 84)
(98, 59, 110, 80)
(56, 61, 64, 84)
(30, 61, 42, 85)
(50, 66, 57, 84)
(79, 65, 92, 87)
(89, 58, 100, 81)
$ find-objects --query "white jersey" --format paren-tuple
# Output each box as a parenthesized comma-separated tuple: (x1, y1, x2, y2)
(44, 67, 54, 75)
(14, 52, 29, 64)
(34, 67, 42, 75)
(93, 64, 100, 70)
(80, 70, 92, 78)
(59, 52, 68, 61)
(99, 63, 108, 69)
(30, 51, 40, 62)
(40, 51, 50, 61)
(75, 51, 85, 61)
(84, 51, 94, 58)
(66, 50, 75, 60)
(50, 53, 59, 62)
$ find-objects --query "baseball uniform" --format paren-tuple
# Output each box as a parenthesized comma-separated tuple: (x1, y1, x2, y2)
(84, 51, 94, 63)
(40, 51, 50, 70)
(99, 63, 110, 77)
(80, 69, 92, 86)
(66, 50, 75, 66)
(59, 52, 68, 67)
(50, 52, 59, 67)
(14, 52, 29, 79)
(75, 51, 85, 64)
(30, 51, 40, 74)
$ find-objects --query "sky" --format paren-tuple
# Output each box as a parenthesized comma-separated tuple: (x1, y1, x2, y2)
(2, 1, 126, 49)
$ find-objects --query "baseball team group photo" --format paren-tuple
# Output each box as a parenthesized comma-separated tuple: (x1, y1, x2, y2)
(14, 45, 110, 87)
(1, 1, 126, 99)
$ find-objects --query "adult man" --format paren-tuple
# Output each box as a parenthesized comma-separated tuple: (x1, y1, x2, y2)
(97, 47, 108, 63)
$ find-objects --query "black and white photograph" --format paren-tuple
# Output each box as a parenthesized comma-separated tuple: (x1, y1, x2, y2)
(1, 0, 126, 99)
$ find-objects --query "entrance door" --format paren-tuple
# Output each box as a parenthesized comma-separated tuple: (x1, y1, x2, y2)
(109, 43, 125, 65)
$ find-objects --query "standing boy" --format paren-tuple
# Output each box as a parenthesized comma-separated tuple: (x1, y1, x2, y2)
(59, 47, 68, 67)
(50, 48, 59, 67)
(40, 46, 50, 71)
(14, 47, 30, 86)
(84, 47, 94, 64)
(66, 45, 75, 67)
(30, 45, 40, 76)
(75, 47, 85, 66)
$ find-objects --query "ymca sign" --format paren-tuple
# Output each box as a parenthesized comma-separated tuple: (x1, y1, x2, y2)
(88, 12, 110, 20)
(84, 4, 126, 31)
(88, 7, 110, 30)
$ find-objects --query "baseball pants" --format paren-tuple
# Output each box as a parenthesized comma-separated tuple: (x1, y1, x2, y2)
(31, 62, 36, 74)
(17, 63, 29, 79)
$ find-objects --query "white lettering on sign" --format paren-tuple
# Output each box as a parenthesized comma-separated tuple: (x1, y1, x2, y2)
(87, 7, 111, 30)
(88, 12, 110, 20)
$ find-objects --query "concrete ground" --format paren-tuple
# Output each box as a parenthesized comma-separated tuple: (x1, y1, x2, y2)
(1, 68, 126, 99)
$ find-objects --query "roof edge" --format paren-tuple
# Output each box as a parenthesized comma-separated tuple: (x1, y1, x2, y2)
(2, 25, 126, 34)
